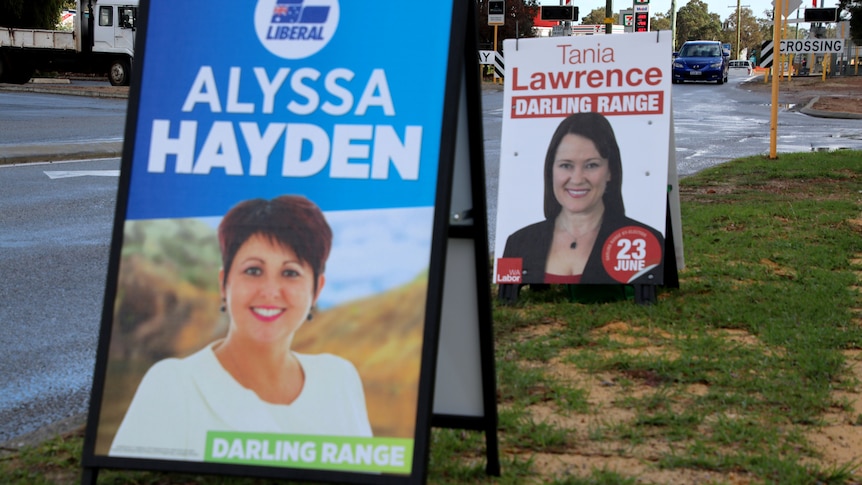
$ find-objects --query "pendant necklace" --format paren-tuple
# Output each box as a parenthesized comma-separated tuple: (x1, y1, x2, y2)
(561, 218, 602, 251)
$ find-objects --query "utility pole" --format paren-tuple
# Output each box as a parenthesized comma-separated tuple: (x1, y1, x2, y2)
(728, 0, 749, 60)
(670, 0, 677, 49)
(605, 0, 613, 34)
(735, 0, 741, 59)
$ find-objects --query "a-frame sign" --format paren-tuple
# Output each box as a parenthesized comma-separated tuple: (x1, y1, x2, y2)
(81, 1, 498, 483)
(431, 10, 501, 476)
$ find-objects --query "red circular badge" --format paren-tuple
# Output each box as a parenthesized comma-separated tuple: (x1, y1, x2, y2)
(600, 226, 662, 283)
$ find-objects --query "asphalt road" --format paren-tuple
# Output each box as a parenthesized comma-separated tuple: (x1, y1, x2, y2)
(0, 158, 118, 444)
(0, 83, 126, 146)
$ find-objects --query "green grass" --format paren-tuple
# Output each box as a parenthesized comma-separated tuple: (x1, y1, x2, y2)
(3, 150, 862, 483)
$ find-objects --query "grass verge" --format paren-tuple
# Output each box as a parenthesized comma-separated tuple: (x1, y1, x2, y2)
(3, 150, 862, 484)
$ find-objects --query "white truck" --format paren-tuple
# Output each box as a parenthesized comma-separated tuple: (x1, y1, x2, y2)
(0, 0, 137, 86)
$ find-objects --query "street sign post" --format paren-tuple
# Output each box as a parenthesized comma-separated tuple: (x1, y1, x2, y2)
(772, 0, 802, 15)
(489, 0, 504, 25)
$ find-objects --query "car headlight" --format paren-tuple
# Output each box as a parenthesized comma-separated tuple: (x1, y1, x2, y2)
(710, 61, 723, 69)
(673, 62, 684, 68)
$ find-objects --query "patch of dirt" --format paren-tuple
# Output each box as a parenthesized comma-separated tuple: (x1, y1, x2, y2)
(740, 74, 862, 114)
(806, 349, 862, 471)
(511, 315, 862, 484)
(507, 232, 862, 484)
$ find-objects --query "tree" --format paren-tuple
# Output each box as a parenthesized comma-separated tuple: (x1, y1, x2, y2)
(475, 0, 540, 51)
(756, 12, 774, 53)
(719, 7, 764, 60)
(674, 0, 722, 49)
(651, 12, 672, 31)
(0, 0, 68, 29)
(838, 0, 860, 43)
(581, 7, 617, 26)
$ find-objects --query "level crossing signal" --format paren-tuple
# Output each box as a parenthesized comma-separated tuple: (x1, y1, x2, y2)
(541, 5, 578, 21)
(804, 7, 837, 22)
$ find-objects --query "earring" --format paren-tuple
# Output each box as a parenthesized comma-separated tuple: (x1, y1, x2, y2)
(220, 298, 226, 313)
(307, 312, 314, 321)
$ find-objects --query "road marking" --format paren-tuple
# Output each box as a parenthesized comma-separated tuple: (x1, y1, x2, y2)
(44, 170, 120, 179)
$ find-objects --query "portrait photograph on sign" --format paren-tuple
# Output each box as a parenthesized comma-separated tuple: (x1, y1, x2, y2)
(493, 32, 672, 287)
(99, 203, 431, 473)
(83, 0, 463, 482)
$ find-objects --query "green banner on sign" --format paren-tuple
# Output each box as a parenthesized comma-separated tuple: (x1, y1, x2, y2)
(205, 431, 414, 474)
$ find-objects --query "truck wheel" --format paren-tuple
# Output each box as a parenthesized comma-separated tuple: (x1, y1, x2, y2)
(0, 56, 33, 84)
(9, 69, 33, 84)
(109, 58, 131, 86)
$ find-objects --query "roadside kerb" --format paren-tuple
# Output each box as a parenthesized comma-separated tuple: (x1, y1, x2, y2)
(799, 95, 862, 119)
(0, 141, 124, 165)
(0, 82, 129, 99)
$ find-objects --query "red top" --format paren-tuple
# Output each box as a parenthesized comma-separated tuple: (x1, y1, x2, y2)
(544, 273, 582, 284)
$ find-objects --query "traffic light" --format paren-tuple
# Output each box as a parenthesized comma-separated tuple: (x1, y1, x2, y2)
(541, 6, 578, 21)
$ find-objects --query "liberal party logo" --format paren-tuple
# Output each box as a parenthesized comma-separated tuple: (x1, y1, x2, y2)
(254, 0, 340, 60)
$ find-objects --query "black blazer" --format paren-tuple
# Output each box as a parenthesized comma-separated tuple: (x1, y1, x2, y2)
(501, 213, 665, 285)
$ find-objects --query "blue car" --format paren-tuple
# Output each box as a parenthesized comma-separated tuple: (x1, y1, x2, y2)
(672, 41, 729, 84)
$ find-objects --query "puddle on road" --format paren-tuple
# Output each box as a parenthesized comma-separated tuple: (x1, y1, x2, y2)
(760, 103, 798, 110)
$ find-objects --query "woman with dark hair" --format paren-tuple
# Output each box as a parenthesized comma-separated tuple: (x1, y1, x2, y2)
(110, 195, 372, 461)
(500, 112, 664, 286)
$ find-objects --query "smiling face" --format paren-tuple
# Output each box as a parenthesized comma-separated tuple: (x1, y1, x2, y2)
(220, 233, 324, 347)
(551, 134, 612, 216)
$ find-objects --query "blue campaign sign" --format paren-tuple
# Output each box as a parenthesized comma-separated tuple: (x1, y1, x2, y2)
(83, 1, 468, 484)
(125, 0, 454, 220)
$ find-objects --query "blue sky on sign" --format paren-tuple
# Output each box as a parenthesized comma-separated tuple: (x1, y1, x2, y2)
(536, 0, 841, 23)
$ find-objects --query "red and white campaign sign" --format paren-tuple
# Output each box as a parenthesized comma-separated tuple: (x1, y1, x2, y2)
(493, 32, 672, 286)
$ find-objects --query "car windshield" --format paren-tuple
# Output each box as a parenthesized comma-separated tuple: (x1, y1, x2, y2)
(681, 44, 719, 57)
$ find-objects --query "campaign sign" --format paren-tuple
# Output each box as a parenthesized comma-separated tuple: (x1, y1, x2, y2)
(493, 32, 671, 286)
(82, 1, 460, 483)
